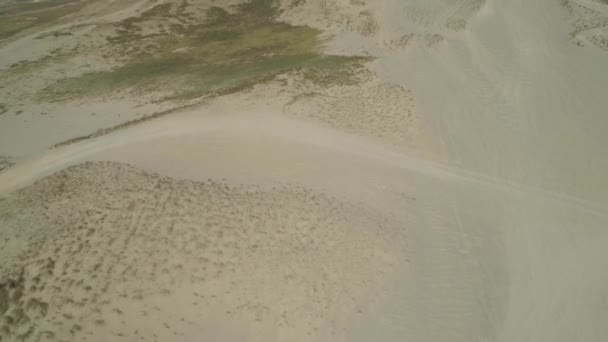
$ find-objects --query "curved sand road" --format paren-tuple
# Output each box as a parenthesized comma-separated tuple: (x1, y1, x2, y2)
(1, 107, 607, 341)
(2, 0, 608, 341)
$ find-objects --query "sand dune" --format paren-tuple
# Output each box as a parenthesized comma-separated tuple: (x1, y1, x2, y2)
(1, 0, 608, 341)
(1, 108, 606, 341)
(0, 161, 398, 341)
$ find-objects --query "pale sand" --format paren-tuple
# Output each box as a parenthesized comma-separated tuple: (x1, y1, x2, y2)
(1, 0, 608, 341)
(1, 108, 607, 341)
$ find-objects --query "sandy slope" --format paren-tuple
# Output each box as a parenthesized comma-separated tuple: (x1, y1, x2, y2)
(1, 0, 608, 341)
(0, 161, 397, 341)
(372, 0, 608, 203)
(1, 103, 607, 341)
(278, 0, 608, 202)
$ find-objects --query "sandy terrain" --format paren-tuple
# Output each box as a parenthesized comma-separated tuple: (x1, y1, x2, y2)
(1, 0, 608, 341)
(0, 160, 398, 341)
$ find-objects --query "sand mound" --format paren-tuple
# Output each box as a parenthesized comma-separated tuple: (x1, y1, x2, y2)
(564, 0, 608, 50)
(279, 0, 486, 52)
(0, 161, 397, 341)
(282, 78, 419, 148)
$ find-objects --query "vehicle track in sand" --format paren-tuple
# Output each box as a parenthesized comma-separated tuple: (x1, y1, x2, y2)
(1, 113, 605, 218)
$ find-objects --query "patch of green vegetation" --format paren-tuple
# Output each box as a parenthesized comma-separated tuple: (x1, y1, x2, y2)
(236, 0, 277, 19)
(0, 103, 7, 115)
(35, 30, 73, 39)
(196, 29, 241, 42)
(166, 54, 365, 101)
(291, 0, 307, 7)
(9, 46, 66, 75)
(105, 5, 163, 44)
(0, 0, 85, 39)
(41, 0, 369, 102)
(301, 56, 370, 87)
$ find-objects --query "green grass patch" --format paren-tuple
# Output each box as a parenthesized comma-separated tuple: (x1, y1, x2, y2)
(0, 0, 85, 39)
(41, 0, 369, 102)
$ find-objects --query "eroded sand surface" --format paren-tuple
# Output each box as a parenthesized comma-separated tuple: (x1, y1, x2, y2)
(0, 161, 397, 341)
